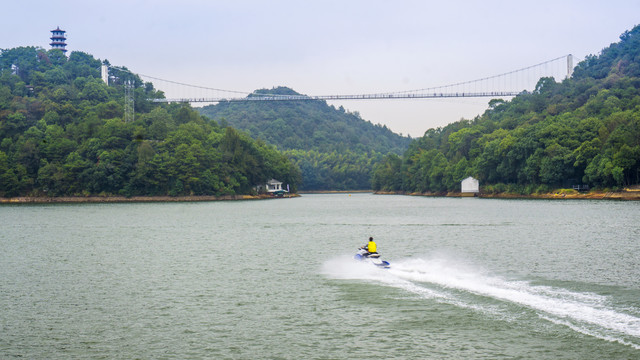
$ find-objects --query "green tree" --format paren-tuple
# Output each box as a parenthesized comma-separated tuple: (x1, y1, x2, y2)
(79, 79, 108, 102)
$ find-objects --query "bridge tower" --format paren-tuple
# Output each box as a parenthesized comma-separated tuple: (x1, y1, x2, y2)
(101, 63, 109, 85)
(50, 27, 67, 53)
(567, 54, 573, 78)
(124, 80, 134, 122)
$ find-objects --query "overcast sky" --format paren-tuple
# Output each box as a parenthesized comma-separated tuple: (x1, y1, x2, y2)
(3, 0, 639, 137)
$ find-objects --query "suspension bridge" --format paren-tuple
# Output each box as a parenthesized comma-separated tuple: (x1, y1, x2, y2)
(106, 54, 575, 108)
(113, 54, 575, 105)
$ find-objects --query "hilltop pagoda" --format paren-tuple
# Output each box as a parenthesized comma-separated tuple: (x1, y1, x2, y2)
(50, 27, 67, 53)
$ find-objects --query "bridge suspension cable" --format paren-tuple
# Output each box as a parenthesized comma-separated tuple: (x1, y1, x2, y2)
(110, 55, 575, 104)
(388, 55, 572, 96)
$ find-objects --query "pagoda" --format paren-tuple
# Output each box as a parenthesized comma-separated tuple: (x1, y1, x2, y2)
(50, 27, 67, 53)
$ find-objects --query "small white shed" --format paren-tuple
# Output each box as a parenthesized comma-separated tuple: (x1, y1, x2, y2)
(266, 179, 282, 192)
(265, 179, 288, 195)
(461, 176, 479, 194)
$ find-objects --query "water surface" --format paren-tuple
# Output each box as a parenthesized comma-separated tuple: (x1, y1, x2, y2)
(1, 194, 639, 358)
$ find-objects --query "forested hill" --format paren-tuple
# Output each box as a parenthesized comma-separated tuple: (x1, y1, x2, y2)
(0, 47, 301, 197)
(198, 87, 411, 154)
(373, 25, 640, 194)
(198, 87, 412, 190)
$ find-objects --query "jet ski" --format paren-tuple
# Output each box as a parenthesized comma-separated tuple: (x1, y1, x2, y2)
(354, 248, 390, 268)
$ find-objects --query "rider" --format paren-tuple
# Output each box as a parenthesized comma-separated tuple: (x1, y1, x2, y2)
(362, 236, 377, 255)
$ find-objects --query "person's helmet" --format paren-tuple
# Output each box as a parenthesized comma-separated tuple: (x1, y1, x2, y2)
(369, 237, 373, 241)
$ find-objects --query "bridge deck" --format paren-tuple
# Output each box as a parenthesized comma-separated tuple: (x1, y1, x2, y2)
(152, 91, 521, 103)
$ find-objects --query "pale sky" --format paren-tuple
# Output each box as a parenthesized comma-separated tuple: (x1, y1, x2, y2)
(3, 0, 639, 137)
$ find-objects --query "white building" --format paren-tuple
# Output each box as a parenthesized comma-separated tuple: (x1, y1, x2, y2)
(266, 179, 283, 192)
(461, 176, 479, 195)
(264, 179, 289, 196)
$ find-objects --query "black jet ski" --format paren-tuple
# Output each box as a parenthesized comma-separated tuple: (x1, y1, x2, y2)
(354, 248, 390, 268)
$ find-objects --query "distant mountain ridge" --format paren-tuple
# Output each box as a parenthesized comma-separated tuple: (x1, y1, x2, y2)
(198, 86, 411, 154)
(198, 87, 412, 190)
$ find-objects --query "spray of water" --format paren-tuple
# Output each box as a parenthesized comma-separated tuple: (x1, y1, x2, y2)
(321, 253, 640, 349)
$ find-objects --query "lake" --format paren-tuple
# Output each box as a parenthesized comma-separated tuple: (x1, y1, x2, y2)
(1, 194, 639, 359)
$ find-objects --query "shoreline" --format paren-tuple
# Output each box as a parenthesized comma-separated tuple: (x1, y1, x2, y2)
(0, 193, 300, 204)
(374, 189, 640, 200)
(297, 190, 372, 194)
(2, 190, 639, 203)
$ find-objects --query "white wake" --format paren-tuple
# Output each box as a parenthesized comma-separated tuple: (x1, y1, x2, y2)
(321, 254, 640, 349)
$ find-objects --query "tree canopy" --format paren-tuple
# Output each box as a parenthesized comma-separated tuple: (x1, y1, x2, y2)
(372, 25, 640, 194)
(198, 86, 412, 190)
(0, 47, 300, 197)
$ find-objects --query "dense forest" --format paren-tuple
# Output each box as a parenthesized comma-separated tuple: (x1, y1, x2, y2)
(4, 25, 639, 198)
(0, 47, 300, 197)
(198, 87, 411, 190)
(373, 25, 640, 194)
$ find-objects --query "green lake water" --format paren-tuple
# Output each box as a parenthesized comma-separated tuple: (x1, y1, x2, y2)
(1, 194, 639, 359)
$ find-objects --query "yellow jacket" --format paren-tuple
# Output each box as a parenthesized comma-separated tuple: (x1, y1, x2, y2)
(367, 240, 377, 253)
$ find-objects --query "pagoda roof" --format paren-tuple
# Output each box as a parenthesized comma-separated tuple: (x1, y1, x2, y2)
(50, 27, 66, 32)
